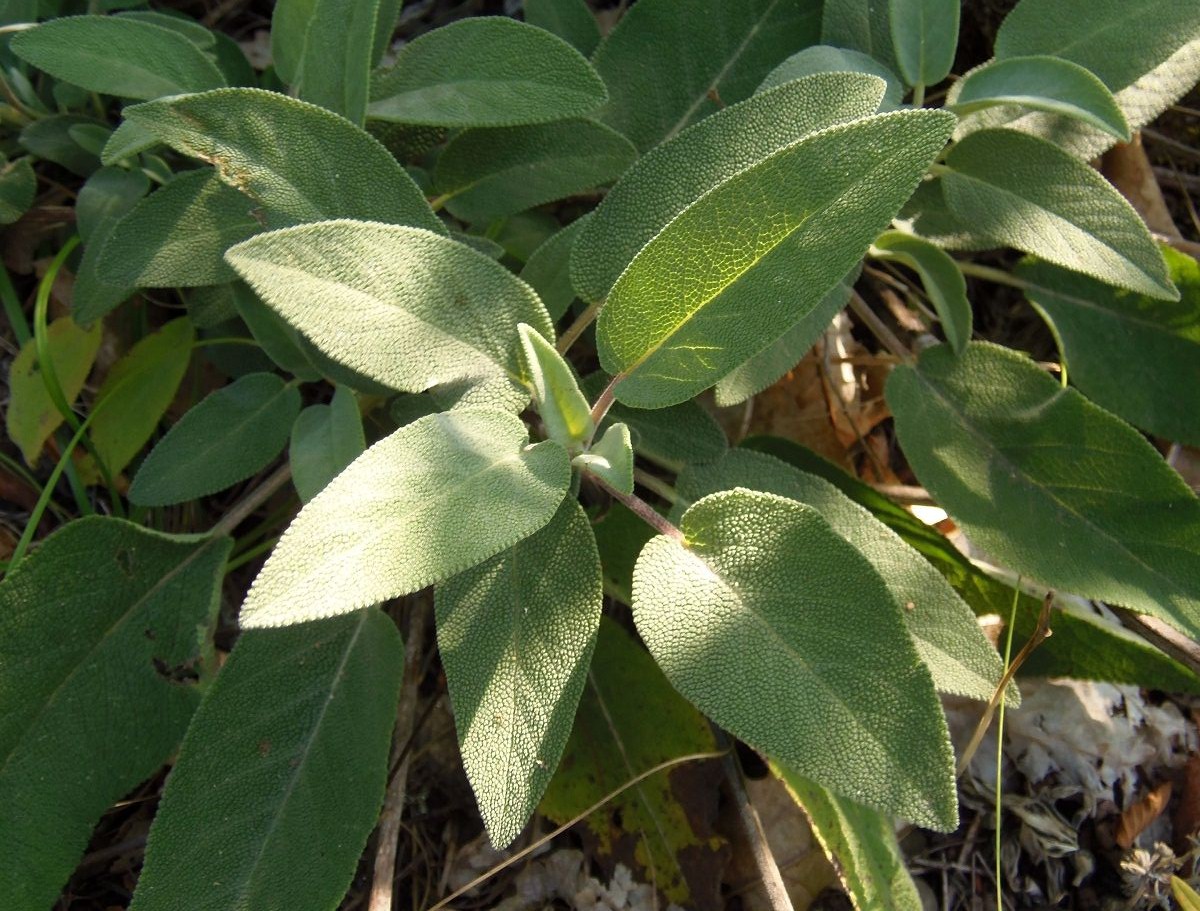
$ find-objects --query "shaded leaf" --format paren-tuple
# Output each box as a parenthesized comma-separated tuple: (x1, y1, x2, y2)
(20, 114, 104, 176)
(0, 519, 230, 909)
(75, 166, 150, 244)
(520, 217, 588, 322)
(524, 0, 600, 57)
(821, 0, 898, 74)
(369, 18, 607, 127)
(759, 45, 904, 108)
(0, 157, 35, 224)
(240, 408, 571, 627)
(231, 283, 321, 380)
(294, 0, 382, 124)
(437, 498, 602, 847)
(871, 230, 971, 353)
(129, 609, 402, 911)
(290, 387, 366, 503)
(889, 0, 958, 88)
(633, 489, 957, 829)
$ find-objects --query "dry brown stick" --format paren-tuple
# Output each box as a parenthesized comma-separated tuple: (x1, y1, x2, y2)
(209, 462, 292, 538)
(1111, 608, 1200, 680)
(369, 596, 430, 911)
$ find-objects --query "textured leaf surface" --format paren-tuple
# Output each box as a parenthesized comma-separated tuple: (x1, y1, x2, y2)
(872, 230, 971, 353)
(0, 157, 35, 224)
(776, 763, 922, 911)
(369, 18, 607, 126)
(519, 217, 587, 321)
(11, 15, 226, 100)
(435, 119, 636, 223)
(889, 0, 958, 87)
(523, 0, 600, 56)
(130, 609, 403, 911)
(518, 323, 592, 448)
(1017, 249, 1200, 445)
(633, 489, 957, 829)
(747, 433, 1200, 693)
(573, 74, 885, 305)
(270, 0, 317, 85)
(437, 498, 601, 847)
(759, 45, 903, 108)
(888, 342, 1200, 637)
(940, 129, 1175, 300)
(290, 388, 366, 503)
(540, 617, 724, 907)
(598, 110, 954, 407)
(575, 422, 634, 496)
(673, 450, 1009, 703)
(231, 284, 320, 380)
(125, 89, 442, 231)
(821, 0, 898, 73)
(20, 114, 103, 177)
(130, 373, 301, 506)
(90, 318, 195, 477)
(0, 519, 230, 909)
(227, 221, 552, 407)
(951, 56, 1129, 140)
(75, 166, 150, 244)
(6, 316, 101, 464)
(592, 0, 822, 152)
(241, 408, 571, 627)
(292, 0, 382, 124)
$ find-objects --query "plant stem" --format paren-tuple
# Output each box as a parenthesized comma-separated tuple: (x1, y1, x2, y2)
(556, 299, 602, 354)
(955, 260, 1030, 290)
(634, 467, 678, 505)
(995, 584, 1020, 911)
(0, 262, 31, 346)
(591, 473, 682, 541)
(847, 291, 911, 361)
(224, 536, 279, 574)
(589, 374, 619, 429)
(912, 83, 926, 107)
(209, 463, 293, 539)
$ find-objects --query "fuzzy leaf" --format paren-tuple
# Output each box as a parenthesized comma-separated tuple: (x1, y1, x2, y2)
(598, 109, 955, 407)
(227, 221, 552, 409)
(0, 157, 35, 224)
(231, 284, 320, 380)
(888, 0, 958, 87)
(573, 74, 886, 305)
(633, 489, 957, 829)
(673, 449, 1010, 703)
(270, 0, 317, 85)
(518, 323, 593, 448)
(523, 0, 600, 57)
(292, 0, 382, 124)
(574, 423, 634, 496)
(75, 166, 150, 243)
(129, 609, 403, 911)
(124, 88, 442, 232)
(1016, 249, 1200, 446)
(130, 373, 301, 506)
(821, 0, 898, 73)
(11, 15, 226, 100)
(368, 18, 607, 127)
(519, 217, 588, 321)
(872, 230, 971, 353)
(951, 56, 1129, 140)
(888, 342, 1200, 638)
(240, 408, 571, 627)
(0, 519, 230, 909)
(437, 498, 601, 848)
(939, 129, 1176, 300)
(758, 45, 904, 108)
(20, 115, 103, 177)
(592, 0, 822, 152)
(434, 119, 636, 223)
(290, 388, 366, 503)
(6, 317, 101, 464)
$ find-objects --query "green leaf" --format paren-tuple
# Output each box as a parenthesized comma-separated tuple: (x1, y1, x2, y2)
(231, 283, 321, 380)
(714, 272, 855, 406)
(523, 0, 600, 57)
(434, 119, 636, 223)
(518, 322, 593, 449)
(101, 120, 160, 166)
(1016, 249, 1200, 446)
(240, 408, 571, 627)
(436, 498, 601, 848)
(746, 433, 1200, 693)
(125, 88, 442, 232)
(673, 449, 1010, 703)
(598, 110, 955, 407)
(519, 217, 588, 321)
(129, 609, 403, 911)
(116, 10, 217, 49)
(226, 221, 552, 408)
(888, 0, 958, 88)
(0, 519, 230, 910)
(539, 617, 724, 907)
(6, 317, 102, 464)
(1174, 877, 1200, 911)
(871, 230, 971, 353)
(89, 317, 195, 477)
(0, 157, 35, 224)
(592, 0, 822, 152)
(20, 114, 104, 177)
(75, 166, 150, 244)
(10, 15, 226, 100)
(758, 45, 904, 108)
(821, 0, 899, 74)
(130, 373, 301, 506)
(290, 387, 366, 503)
(574, 422, 634, 496)
(368, 18, 607, 127)
(633, 488, 957, 829)
(887, 342, 1200, 638)
(572, 74, 886, 306)
(775, 763, 922, 911)
(951, 56, 1129, 140)
(271, 0, 317, 86)
(939, 129, 1176, 300)
(592, 501, 654, 603)
(293, 0, 382, 125)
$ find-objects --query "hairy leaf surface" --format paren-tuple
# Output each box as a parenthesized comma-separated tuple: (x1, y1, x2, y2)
(293, 0, 382, 124)
(437, 499, 601, 848)
(889, 0, 958, 88)
(290, 388, 366, 503)
(523, 0, 600, 56)
(240, 408, 571, 627)
(758, 45, 903, 108)
(821, 0, 898, 73)
(130, 609, 402, 911)
(888, 342, 1200, 637)
(634, 489, 957, 829)
(0, 519, 229, 909)
(519, 217, 588, 321)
